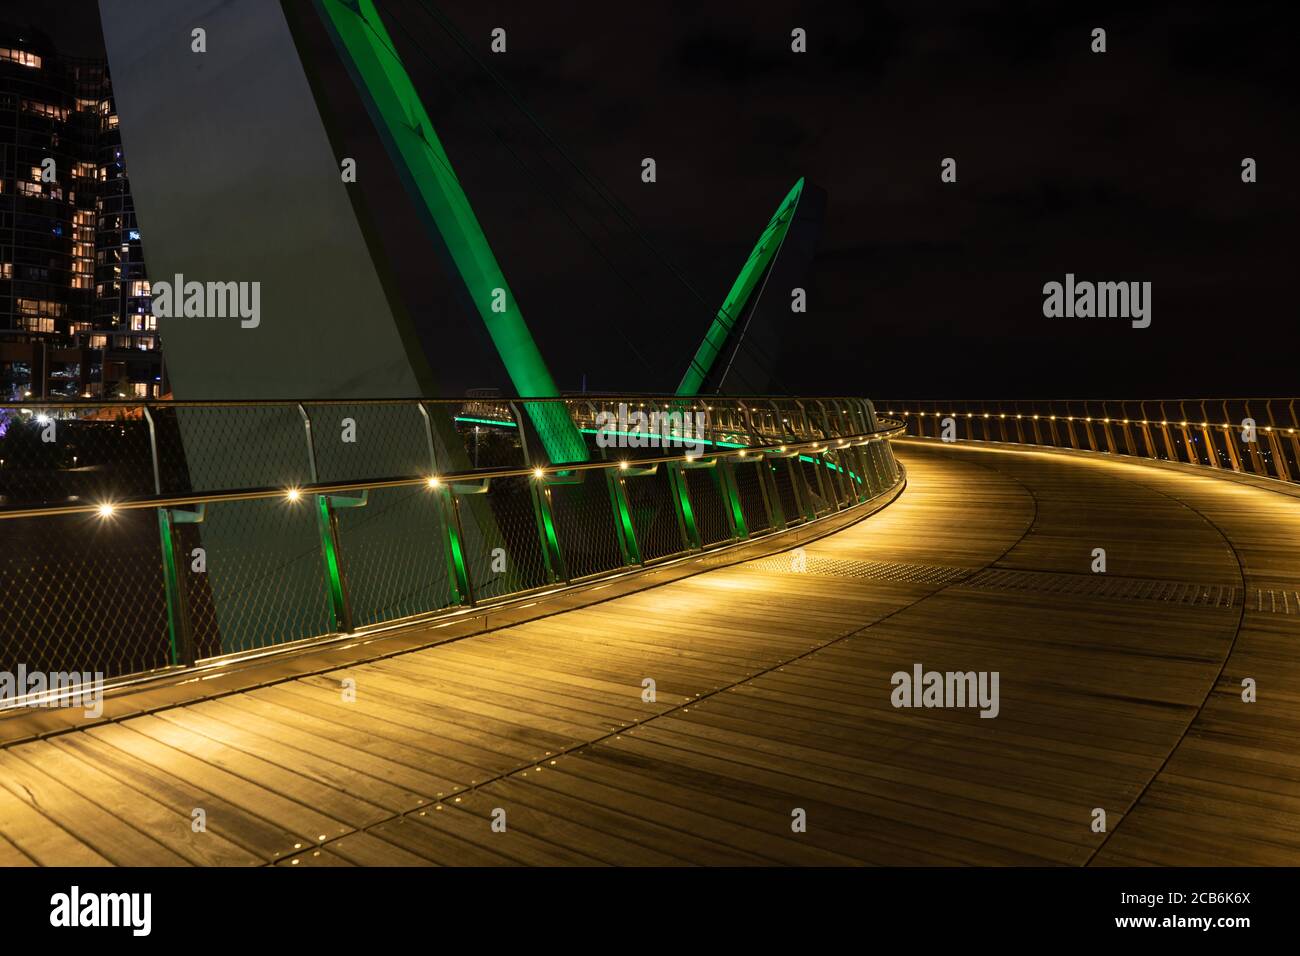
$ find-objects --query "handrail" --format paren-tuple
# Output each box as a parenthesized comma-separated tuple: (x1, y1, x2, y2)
(0, 395, 904, 690)
(880, 396, 1300, 485)
(0, 393, 875, 410)
(0, 423, 903, 521)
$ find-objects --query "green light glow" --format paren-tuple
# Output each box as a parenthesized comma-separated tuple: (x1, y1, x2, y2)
(437, 486, 471, 602)
(455, 416, 518, 428)
(156, 511, 183, 666)
(316, 0, 585, 464)
(315, 495, 349, 629)
(676, 178, 807, 396)
(575, 426, 861, 482)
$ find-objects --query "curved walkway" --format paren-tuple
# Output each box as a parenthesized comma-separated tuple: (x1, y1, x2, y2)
(1, 440, 1298, 865)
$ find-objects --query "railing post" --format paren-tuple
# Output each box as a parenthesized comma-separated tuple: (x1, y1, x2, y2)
(813, 401, 848, 508)
(835, 399, 871, 501)
(718, 457, 749, 539)
(606, 470, 643, 565)
(155, 507, 196, 667)
(797, 400, 833, 513)
(740, 403, 783, 529)
(418, 403, 474, 605)
(144, 407, 196, 667)
(298, 403, 353, 633)
(667, 462, 702, 549)
(531, 480, 568, 583)
(438, 485, 474, 604)
(514, 401, 569, 584)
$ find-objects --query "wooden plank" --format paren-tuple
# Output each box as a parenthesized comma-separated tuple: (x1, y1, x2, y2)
(4, 439, 1299, 866)
(10, 739, 261, 866)
(105, 716, 381, 835)
(49, 730, 303, 864)
(0, 748, 188, 866)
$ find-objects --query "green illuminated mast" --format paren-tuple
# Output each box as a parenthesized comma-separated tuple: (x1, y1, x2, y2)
(676, 177, 806, 396)
(315, 0, 585, 463)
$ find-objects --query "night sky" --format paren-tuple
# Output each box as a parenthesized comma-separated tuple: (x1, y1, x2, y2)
(28, 1, 1300, 399)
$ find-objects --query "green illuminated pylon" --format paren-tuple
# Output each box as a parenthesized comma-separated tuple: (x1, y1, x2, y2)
(677, 178, 807, 396)
(316, 0, 585, 464)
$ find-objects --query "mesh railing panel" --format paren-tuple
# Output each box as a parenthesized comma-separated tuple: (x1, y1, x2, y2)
(684, 467, 734, 546)
(461, 476, 552, 600)
(732, 460, 773, 534)
(0, 406, 156, 510)
(334, 487, 452, 628)
(549, 473, 626, 579)
(0, 509, 171, 679)
(184, 499, 333, 656)
(771, 459, 804, 524)
(623, 468, 688, 562)
(0, 397, 901, 686)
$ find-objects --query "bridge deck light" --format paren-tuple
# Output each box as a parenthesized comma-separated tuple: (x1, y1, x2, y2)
(285, 488, 301, 502)
(532, 467, 545, 479)
(426, 476, 441, 489)
(96, 502, 116, 519)
(618, 460, 629, 470)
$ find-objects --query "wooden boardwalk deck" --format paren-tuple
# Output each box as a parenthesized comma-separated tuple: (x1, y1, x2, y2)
(2, 440, 1299, 866)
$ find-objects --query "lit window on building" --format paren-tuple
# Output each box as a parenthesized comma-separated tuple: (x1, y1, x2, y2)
(21, 100, 70, 121)
(0, 47, 41, 69)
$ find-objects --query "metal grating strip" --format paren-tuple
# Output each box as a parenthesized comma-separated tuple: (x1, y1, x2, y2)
(960, 567, 1241, 609)
(743, 552, 1299, 614)
(740, 554, 971, 586)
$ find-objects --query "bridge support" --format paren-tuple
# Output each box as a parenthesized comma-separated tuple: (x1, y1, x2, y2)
(667, 463, 702, 550)
(606, 473, 644, 566)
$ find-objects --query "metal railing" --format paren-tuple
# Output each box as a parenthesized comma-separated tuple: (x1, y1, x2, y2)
(0, 396, 903, 691)
(880, 397, 1300, 483)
